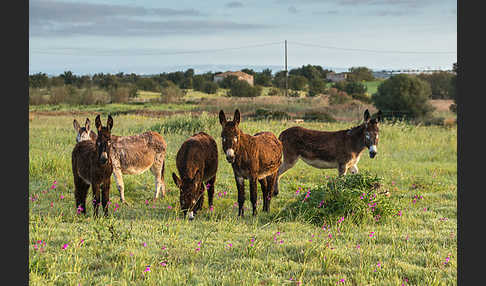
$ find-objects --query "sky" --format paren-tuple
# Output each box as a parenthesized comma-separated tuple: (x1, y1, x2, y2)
(29, 0, 457, 75)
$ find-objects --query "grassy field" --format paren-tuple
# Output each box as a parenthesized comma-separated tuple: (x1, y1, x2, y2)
(29, 108, 456, 285)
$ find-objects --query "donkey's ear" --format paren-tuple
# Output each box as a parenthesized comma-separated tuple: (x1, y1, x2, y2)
(375, 110, 382, 123)
(107, 115, 114, 131)
(73, 119, 80, 132)
(95, 115, 102, 131)
(85, 118, 91, 131)
(364, 109, 371, 122)
(233, 109, 240, 126)
(172, 173, 182, 188)
(219, 110, 226, 126)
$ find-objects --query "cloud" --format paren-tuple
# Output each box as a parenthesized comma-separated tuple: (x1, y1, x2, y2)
(30, 0, 270, 37)
(312, 10, 340, 15)
(225, 1, 244, 8)
(288, 6, 299, 14)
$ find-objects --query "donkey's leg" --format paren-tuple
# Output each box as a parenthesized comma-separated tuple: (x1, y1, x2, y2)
(338, 163, 348, 176)
(274, 152, 299, 196)
(151, 154, 166, 199)
(206, 176, 216, 209)
(112, 168, 126, 204)
(259, 178, 268, 212)
(92, 183, 101, 217)
(234, 173, 245, 217)
(101, 178, 111, 217)
(249, 177, 258, 216)
(74, 175, 89, 215)
(264, 172, 278, 212)
(194, 184, 205, 215)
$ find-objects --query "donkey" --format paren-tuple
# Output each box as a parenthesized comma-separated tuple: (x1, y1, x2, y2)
(73, 117, 167, 203)
(72, 115, 114, 216)
(274, 109, 382, 196)
(219, 109, 283, 217)
(172, 132, 218, 220)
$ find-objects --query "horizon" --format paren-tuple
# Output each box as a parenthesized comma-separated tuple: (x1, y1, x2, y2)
(29, 0, 456, 75)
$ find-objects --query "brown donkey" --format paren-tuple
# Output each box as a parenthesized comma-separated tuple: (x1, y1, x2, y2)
(72, 115, 114, 216)
(274, 109, 382, 195)
(172, 132, 218, 220)
(73, 117, 167, 203)
(219, 109, 283, 217)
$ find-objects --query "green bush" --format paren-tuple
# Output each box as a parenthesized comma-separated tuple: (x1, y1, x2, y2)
(228, 81, 262, 97)
(109, 87, 130, 103)
(202, 81, 219, 94)
(267, 87, 284, 96)
(372, 74, 435, 119)
(303, 111, 336, 122)
(327, 87, 352, 105)
(160, 82, 184, 103)
(252, 108, 291, 120)
(276, 172, 397, 226)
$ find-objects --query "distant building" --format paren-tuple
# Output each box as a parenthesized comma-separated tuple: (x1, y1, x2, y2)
(214, 71, 254, 86)
(326, 72, 348, 82)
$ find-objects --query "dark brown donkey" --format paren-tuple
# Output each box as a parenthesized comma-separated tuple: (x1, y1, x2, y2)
(172, 132, 218, 220)
(72, 115, 114, 216)
(219, 109, 283, 217)
(274, 109, 382, 195)
(73, 117, 167, 203)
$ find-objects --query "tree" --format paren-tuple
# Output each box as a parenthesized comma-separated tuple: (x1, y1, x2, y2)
(241, 68, 256, 76)
(417, 71, 455, 99)
(288, 75, 308, 91)
(449, 62, 457, 113)
(272, 71, 287, 89)
(202, 81, 219, 94)
(372, 74, 435, 119)
(307, 79, 327, 97)
(60, 70, 77, 85)
(347, 67, 374, 82)
(255, 68, 272, 87)
(29, 72, 49, 88)
(218, 75, 239, 89)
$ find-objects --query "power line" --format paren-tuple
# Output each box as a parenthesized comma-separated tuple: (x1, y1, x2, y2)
(29, 41, 284, 56)
(289, 41, 456, 55)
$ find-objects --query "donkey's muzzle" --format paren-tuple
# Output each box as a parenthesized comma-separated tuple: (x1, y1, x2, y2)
(369, 151, 376, 158)
(225, 149, 235, 163)
(99, 152, 109, 164)
(369, 145, 377, 158)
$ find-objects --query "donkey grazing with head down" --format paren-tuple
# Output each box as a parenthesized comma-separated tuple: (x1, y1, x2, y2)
(73, 117, 167, 203)
(219, 109, 283, 217)
(274, 109, 382, 196)
(72, 115, 114, 216)
(172, 132, 218, 220)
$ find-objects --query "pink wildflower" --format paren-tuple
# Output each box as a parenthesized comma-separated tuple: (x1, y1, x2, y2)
(62, 243, 69, 250)
(369, 231, 375, 238)
(143, 266, 151, 273)
(160, 261, 167, 267)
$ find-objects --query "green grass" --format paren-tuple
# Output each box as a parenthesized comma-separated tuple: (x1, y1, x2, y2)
(29, 111, 456, 285)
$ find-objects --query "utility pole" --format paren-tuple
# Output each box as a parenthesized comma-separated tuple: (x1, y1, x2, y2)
(285, 40, 288, 97)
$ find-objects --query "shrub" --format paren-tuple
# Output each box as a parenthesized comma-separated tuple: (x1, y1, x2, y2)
(303, 111, 336, 122)
(288, 90, 300, 97)
(48, 86, 68, 104)
(328, 87, 352, 105)
(372, 74, 435, 119)
(29, 88, 48, 105)
(267, 87, 284, 96)
(160, 82, 184, 103)
(202, 81, 219, 94)
(276, 172, 397, 226)
(109, 87, 130, 103)
(252, 108, 290, 120)
(350, 92, 372, 103)
(228, 81, 262, 97)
